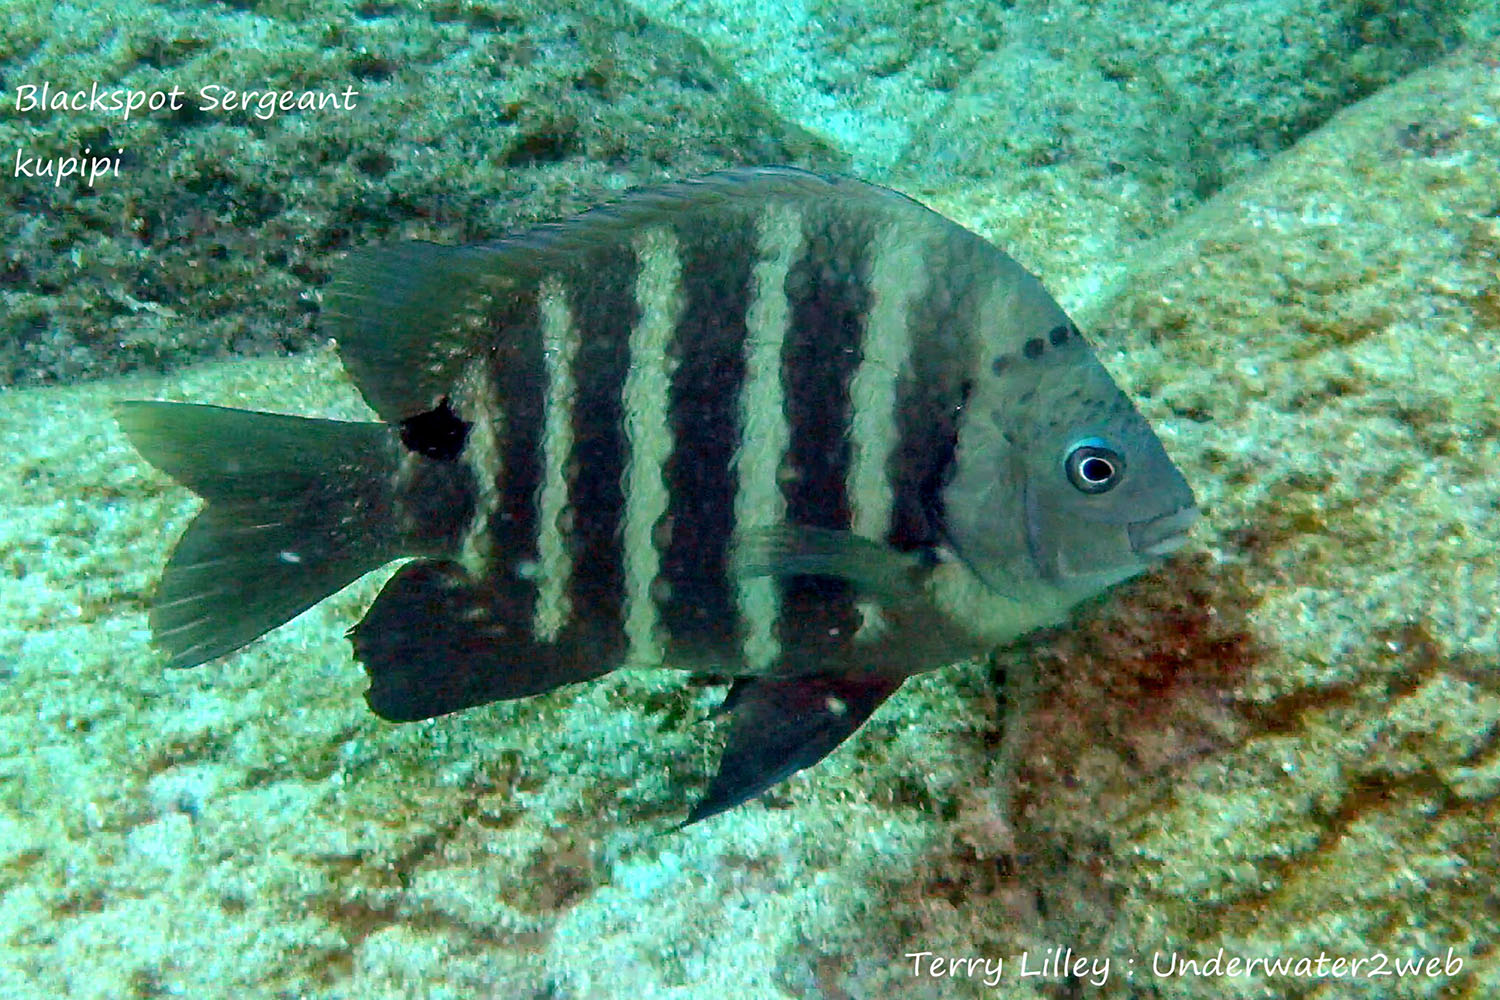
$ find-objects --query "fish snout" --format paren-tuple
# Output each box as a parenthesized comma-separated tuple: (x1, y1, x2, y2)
(1127, 504, 1199, 558)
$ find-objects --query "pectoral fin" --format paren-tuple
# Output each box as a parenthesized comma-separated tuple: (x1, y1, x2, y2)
(734, 524, 931, 604)
(684, 671, 903, 825)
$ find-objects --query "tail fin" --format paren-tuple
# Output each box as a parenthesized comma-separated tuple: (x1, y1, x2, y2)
(115, 402, 404, 669)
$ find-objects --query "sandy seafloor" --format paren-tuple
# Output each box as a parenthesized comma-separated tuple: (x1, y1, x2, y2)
(2, 1, 1499, 998)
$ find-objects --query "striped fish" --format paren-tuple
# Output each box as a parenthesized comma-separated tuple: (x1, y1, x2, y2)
(116, 167, 1197, 824)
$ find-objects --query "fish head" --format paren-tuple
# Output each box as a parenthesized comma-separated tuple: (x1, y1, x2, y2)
(943, 318, 1197, 604)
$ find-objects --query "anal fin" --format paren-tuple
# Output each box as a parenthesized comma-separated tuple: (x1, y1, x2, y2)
(350, 559, 612, 721)
(684, 671, 903, 825)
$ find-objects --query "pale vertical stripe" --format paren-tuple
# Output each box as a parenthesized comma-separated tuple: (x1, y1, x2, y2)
(532, 276, 579, 641)
(455, 355, 503, 579)
(848, 219, 923, 540)
(733, 203, 803, 671)
(847, 219, 925, 638)
(620, 226, 683, 666)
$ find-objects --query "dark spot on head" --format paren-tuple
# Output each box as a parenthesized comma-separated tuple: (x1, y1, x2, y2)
(1048, 323, 1070, 347)
(991, 354, 1010, 376)
(1023, 338, 1045, 360)
(399, 397, 470, 461)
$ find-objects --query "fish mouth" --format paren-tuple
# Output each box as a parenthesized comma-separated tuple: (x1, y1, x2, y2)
(1128, 505, 1200, 558)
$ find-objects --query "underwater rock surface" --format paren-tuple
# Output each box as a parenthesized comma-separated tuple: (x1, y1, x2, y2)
(1, 5, 1497, 1000)
(936, 38, 1500, 1000)
(638, 0, 1495, 305)
(1, 0, 837, 384)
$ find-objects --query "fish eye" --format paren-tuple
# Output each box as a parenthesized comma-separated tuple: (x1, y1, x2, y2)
(1064, 438, 1125, 494)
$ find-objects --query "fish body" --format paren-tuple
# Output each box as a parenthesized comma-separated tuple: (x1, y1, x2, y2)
(116, 167, 1196, 823)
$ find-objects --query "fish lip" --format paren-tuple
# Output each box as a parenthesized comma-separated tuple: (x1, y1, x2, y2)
(1128, 504, 1200, 558)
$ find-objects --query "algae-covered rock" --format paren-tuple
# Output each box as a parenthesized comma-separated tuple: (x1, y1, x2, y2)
(909, 0, 1497, 309)
(628, 0, 1012, 175)
(636, 0, 1495, 309)
(835, 39, 1500, 1000)
(0, 0, 838, 385)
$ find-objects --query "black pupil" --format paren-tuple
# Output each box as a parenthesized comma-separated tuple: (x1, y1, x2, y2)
(1080, 455, 1114, 482)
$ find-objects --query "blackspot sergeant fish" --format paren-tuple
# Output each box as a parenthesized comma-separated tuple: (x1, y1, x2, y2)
(116, 167, 1198, 824)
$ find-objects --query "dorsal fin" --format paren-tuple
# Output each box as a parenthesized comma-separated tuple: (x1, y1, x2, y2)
(321, 167, 983, 424)
(321, 241, 502, 424)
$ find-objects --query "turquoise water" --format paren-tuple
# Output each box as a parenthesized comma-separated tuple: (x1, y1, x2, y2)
(2, 1, 1498, 997)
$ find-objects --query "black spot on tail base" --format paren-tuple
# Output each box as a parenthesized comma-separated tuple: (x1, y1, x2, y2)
(399, 397, 470, 461)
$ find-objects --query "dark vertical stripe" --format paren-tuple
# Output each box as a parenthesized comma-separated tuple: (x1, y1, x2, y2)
(485, 288, 545, 629)
(888, 240, 989, 551)
(659, 214, 756, 657)
(562, 246, 637, 656)
(777, 211, 875, 659)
